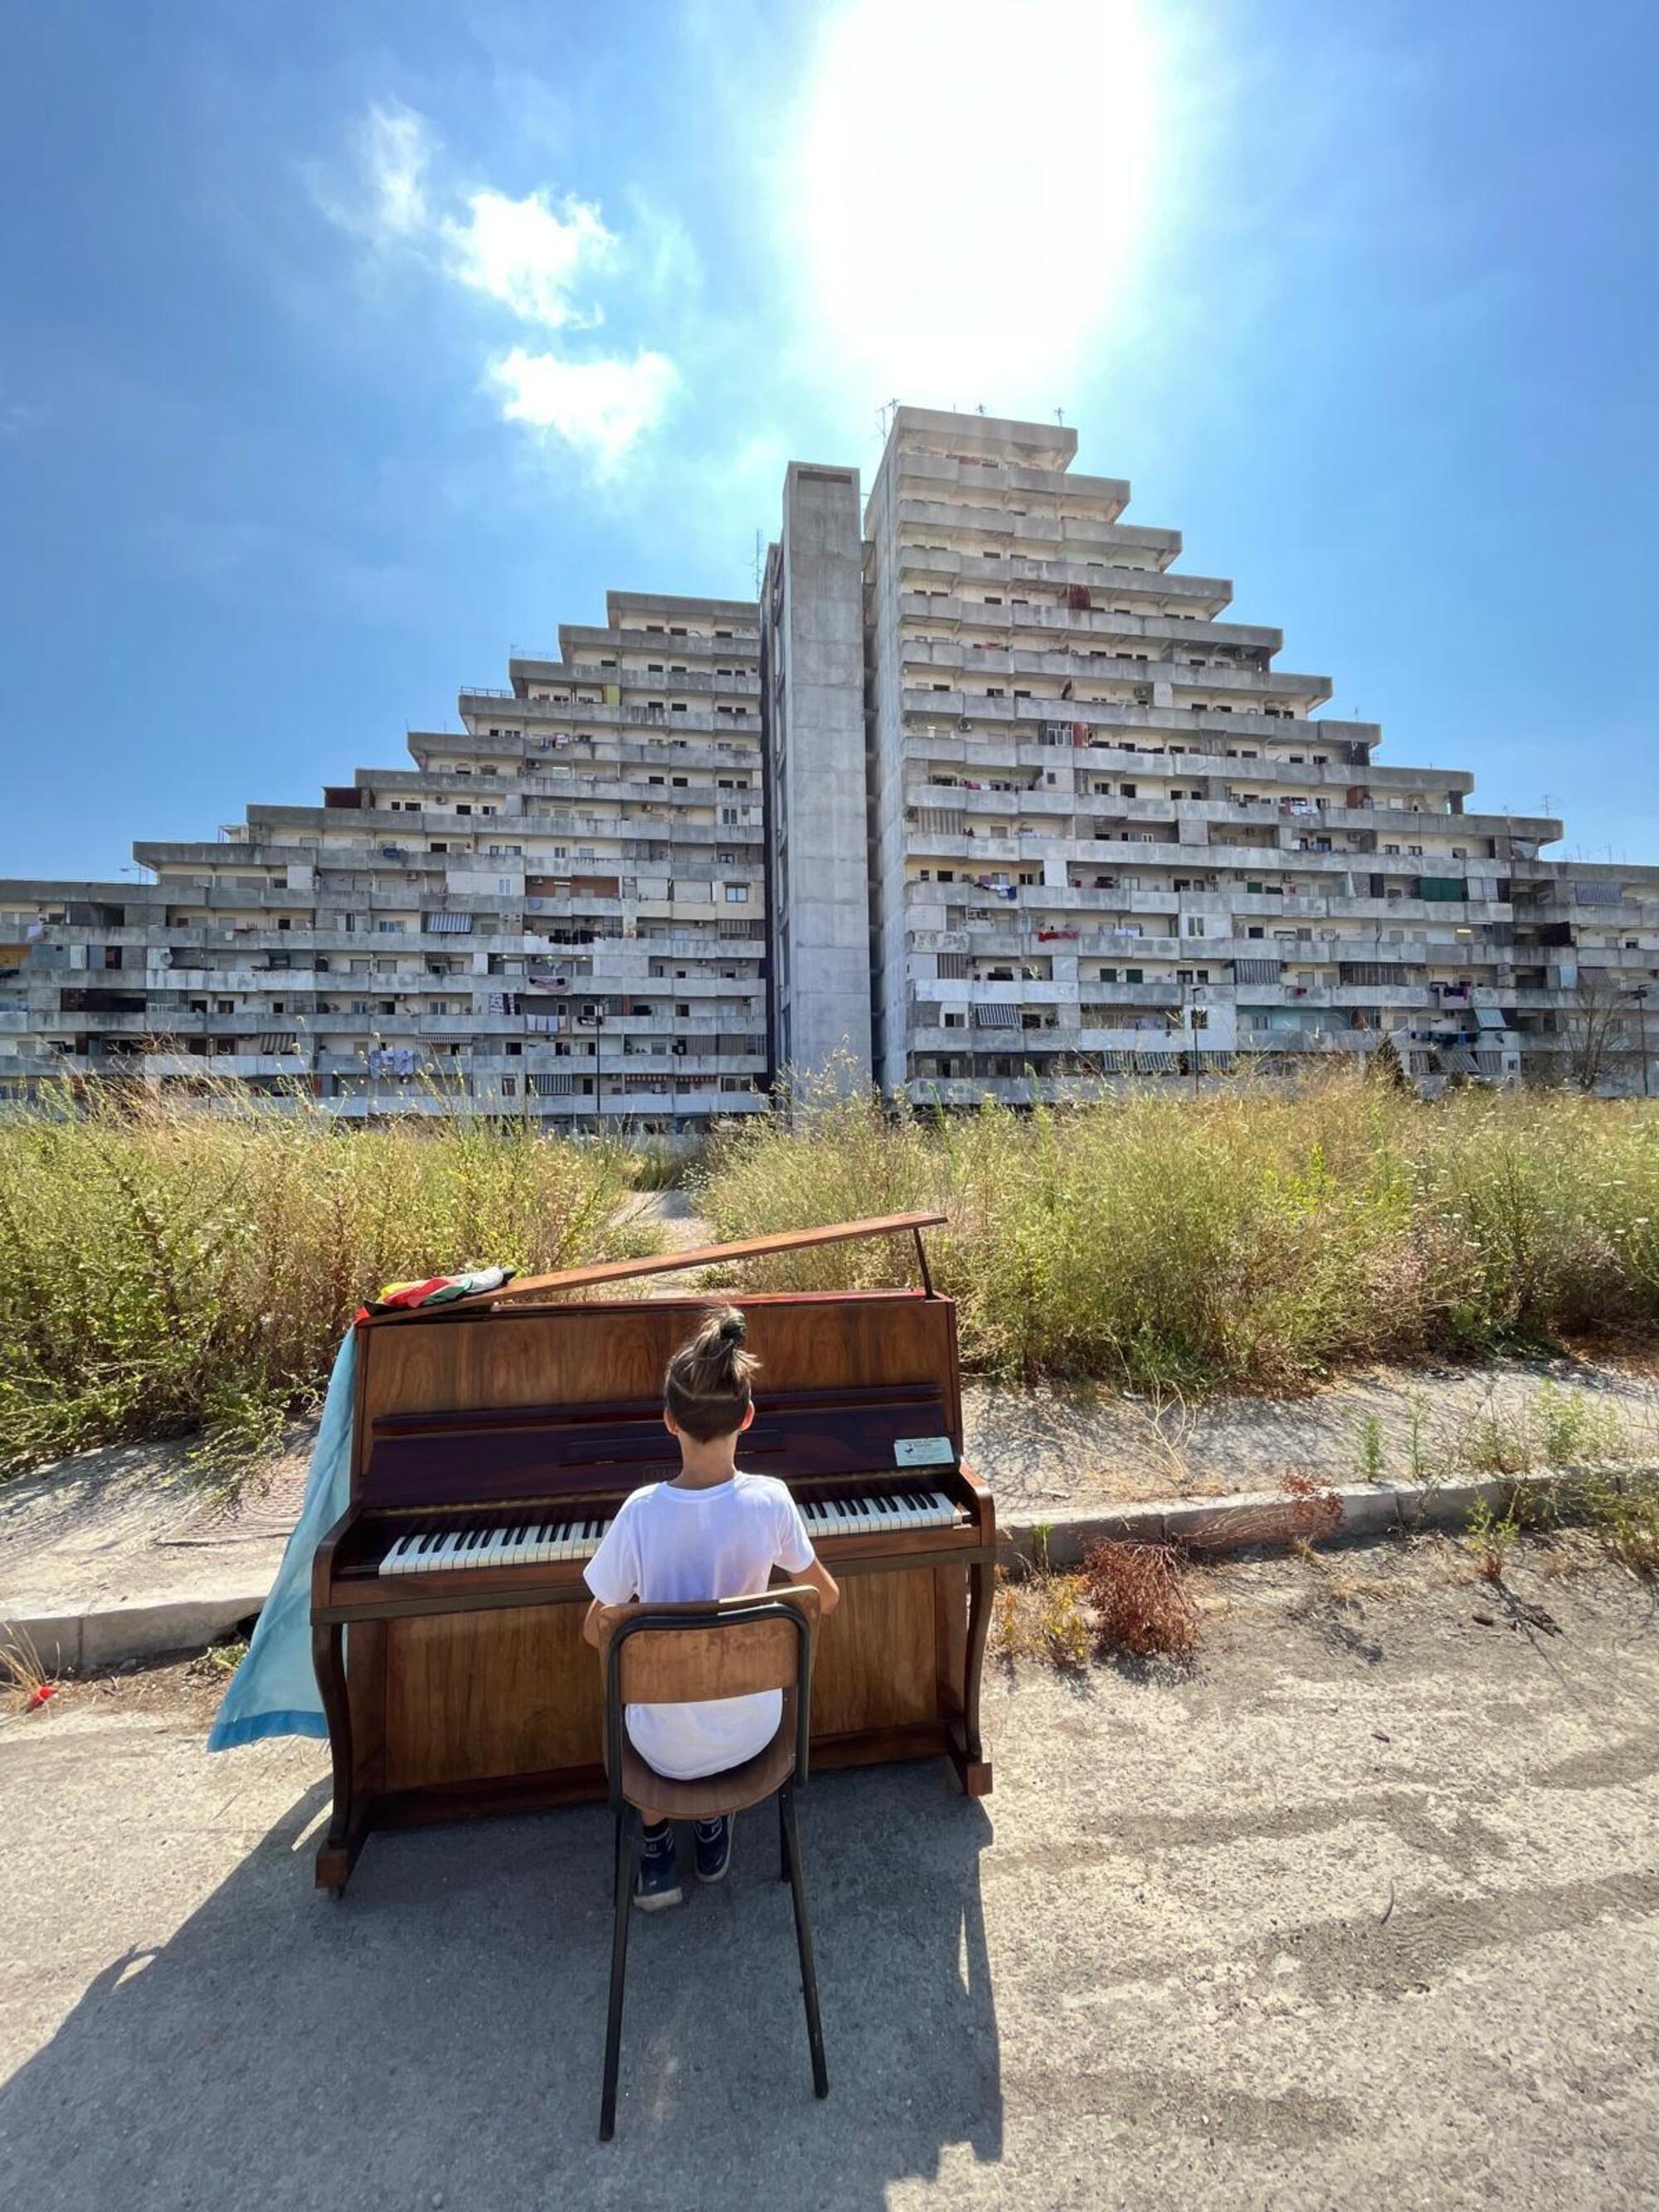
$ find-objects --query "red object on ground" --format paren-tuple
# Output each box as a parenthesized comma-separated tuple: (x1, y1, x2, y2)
(26, 1683, 56, 1710)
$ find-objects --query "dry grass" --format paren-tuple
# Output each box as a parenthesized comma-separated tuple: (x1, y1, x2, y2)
(990, 1569, 1095, 1667)
(695, 1063, 1659, 1393)
(0, 1078, 658, 1475)
(1081, 1539, 1202, 1660)
(0, 1627, 57, 1715)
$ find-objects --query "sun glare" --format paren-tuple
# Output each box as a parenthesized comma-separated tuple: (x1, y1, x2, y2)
(787, 0, 1164, 416)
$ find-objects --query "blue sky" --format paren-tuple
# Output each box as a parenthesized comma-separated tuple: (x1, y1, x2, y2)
(3, 0, 1657, 882)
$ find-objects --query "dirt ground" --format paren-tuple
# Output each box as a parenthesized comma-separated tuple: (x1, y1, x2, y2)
(2, 1538, 1657, 2210)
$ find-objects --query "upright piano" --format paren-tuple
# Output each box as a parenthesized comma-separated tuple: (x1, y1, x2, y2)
(310, 1212, 995, 1894)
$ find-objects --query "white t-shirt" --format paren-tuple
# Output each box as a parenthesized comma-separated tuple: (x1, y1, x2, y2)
(583, 1472, 817, 1782)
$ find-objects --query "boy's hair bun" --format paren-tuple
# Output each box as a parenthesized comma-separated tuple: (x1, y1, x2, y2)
(664, 1304, 758, 1442)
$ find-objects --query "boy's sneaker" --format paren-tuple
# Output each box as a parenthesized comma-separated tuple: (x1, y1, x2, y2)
(632, 1822, 683, 1913)
(693, 1813, 733, 1885)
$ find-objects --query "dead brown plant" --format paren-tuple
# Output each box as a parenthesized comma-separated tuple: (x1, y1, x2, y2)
(1082, 1539, 1200, 1660)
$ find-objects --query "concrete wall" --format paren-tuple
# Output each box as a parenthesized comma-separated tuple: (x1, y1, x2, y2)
(765, 463, 873, 1086)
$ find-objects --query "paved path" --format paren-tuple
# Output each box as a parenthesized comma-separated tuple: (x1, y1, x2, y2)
(2, 1549, 1657, 2209)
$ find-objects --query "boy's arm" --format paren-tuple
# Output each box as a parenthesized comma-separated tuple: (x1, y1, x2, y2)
(581, 1597, 606, 1648)
(794, 1552, 839, 1616)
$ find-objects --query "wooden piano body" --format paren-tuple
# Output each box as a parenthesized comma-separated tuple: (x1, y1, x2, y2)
(310, 1215, 995, 1894)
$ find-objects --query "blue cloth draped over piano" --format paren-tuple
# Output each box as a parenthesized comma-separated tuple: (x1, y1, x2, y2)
(206, 1328, 358, 1750)
(208, 1266, 516, 1749)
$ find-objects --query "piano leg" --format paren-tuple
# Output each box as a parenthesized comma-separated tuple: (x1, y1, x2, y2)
(312, 1622, 364, 1896)
(951, 1560, 995, 1799)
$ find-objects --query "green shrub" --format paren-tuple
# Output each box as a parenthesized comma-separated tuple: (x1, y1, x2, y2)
(695, 1067, 1659, 1390)
(0, 1082, 655, 1474)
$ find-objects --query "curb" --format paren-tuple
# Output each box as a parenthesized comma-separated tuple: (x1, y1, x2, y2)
(994, 1464, 1650, 1572)
(5, 1589, 270, 1676)
(2, 1464, 1647, 1675)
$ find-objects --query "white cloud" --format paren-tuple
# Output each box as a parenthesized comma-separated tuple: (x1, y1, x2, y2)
(358, 100, 435, 242)
(783, 0, 1165, 414)
(443, 188, 614, 329)
(489, 348, 680, 473)
(315, 104, 675, 472)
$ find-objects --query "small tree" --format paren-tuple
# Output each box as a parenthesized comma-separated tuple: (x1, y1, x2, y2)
(1554, 971, 1642, 1093)
(1366, 1032, 1413, 1093)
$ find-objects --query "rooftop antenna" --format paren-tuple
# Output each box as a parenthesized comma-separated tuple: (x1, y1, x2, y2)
(976, 402, 985, 416)
(1055, 406, 1065, 425)
(752, 528, 764, 597)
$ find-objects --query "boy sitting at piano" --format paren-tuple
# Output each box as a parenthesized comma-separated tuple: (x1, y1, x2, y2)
(581, 1305, 840, 1912)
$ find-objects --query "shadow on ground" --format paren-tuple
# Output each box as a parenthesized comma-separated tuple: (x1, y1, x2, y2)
(0, 1760, 999, 2209)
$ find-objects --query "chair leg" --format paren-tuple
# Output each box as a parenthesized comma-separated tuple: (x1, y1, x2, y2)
(780, 1787, 829, 2099)
(600, 1811, 633, 2140)
(778, 1791, 789, 1881)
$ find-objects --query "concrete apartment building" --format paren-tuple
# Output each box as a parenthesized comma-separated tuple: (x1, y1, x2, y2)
(0, 592, 769, 1125)
(3, 405, 1657, 1115)
(767, 406, 1659, 1101)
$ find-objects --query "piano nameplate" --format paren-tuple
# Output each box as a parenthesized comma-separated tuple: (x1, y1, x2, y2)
(894, 1435, 955, 1468)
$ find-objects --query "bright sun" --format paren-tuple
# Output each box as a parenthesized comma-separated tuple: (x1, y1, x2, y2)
(786, 0, 1165, 417)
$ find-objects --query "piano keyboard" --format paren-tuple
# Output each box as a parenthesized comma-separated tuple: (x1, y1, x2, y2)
(380, 1519, 607, 1573)
(377, 1488, 961, 1576)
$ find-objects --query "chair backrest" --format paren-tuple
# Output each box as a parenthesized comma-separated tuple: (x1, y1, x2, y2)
(598, 1586, 820, 1704)
(596, 1587, 821, 1795)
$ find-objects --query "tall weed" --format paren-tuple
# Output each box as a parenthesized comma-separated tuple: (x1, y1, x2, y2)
(0, 1082, 654, 1473)
(696, 1067, 1659, 1389)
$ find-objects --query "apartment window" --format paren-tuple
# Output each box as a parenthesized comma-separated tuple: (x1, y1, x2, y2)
(216, 999, 234, 1014)
(724, 885, 749, 904)
(1183, 917, 1207, 937)
(501, 1077, 518, 1098)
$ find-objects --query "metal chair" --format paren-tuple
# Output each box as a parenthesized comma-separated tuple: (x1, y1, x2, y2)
(595, 1587, 828, 2141)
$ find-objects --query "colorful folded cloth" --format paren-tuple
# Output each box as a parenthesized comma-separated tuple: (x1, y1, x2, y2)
(360, 1263, 516, 1316)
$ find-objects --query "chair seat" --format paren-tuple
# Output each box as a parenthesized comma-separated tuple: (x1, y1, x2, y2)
(608, 1690, 799, 1820)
